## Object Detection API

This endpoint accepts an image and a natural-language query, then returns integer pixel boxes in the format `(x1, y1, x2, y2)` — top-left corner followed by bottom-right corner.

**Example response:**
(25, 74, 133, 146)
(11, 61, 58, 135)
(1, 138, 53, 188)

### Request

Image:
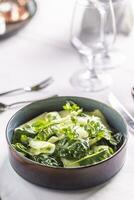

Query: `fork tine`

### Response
(31, 77, 54, 90)
(33, 76, 53, 87)
(38, 78, 54, 89)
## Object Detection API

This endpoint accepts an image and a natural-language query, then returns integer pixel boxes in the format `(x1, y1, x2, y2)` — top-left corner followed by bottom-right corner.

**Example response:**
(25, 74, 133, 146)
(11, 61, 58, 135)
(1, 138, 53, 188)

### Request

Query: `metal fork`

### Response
(0, 94, 58, 112)
(0, 76, 54, 96)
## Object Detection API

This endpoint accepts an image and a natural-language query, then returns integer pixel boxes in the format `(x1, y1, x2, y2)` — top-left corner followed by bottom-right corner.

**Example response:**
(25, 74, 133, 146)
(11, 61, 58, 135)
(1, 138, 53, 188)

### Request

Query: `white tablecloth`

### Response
(0, 0, 134, 199)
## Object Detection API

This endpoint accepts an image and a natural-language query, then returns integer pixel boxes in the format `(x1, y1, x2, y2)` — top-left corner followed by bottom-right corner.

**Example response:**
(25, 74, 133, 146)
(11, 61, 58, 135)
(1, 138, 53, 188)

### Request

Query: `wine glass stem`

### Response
(88, 54, 98, 79)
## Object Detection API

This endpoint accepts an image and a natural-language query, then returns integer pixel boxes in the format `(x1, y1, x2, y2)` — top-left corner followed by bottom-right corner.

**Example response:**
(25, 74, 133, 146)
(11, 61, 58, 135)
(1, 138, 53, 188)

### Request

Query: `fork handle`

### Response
(0, 88, 24, 96)
(8, 95, 58, 108)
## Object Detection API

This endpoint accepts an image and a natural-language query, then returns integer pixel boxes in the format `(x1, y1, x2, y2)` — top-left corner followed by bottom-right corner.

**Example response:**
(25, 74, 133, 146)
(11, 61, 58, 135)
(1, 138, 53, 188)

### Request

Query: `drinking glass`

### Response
(100, 0, 127, 70)
(70, 0, 116, 92)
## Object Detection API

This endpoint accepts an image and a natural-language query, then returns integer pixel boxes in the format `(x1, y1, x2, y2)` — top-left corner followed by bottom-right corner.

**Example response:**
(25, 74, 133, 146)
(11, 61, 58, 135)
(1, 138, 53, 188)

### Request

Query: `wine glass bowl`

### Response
(70, 0, 116, 92)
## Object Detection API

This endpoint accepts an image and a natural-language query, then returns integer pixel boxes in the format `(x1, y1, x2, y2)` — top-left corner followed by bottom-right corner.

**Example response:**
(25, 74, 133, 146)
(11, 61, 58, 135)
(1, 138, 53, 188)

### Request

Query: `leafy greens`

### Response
(12, 101, 123, 168)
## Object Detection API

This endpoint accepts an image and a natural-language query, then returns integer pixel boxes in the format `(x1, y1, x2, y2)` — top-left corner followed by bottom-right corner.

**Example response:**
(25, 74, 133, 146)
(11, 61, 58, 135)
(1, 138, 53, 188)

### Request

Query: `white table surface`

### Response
(0, 0, 134, 199)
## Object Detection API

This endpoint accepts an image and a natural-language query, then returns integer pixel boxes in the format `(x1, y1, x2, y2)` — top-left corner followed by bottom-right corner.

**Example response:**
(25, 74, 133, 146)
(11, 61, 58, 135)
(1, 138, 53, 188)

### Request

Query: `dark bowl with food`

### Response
(6, 96, 127, 190)
(0, 0, 37, 40)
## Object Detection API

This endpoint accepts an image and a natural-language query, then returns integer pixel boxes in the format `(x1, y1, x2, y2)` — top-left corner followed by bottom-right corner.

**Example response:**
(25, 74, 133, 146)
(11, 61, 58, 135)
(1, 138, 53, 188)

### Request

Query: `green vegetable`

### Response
(29, 140, 55, 155)
(62, 145, 114, 167)
(12, 125, 36, 144)
(33, 154, 62, 167)
(12, 143, 31, 156)
(63, 101, 81, 112)
(12, 101, 123, 168)
(59, 139, 89, 159)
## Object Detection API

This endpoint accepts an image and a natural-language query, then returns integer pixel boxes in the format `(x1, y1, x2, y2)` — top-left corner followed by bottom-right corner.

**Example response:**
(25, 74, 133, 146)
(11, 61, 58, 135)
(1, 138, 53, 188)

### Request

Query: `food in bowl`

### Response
(6, 96, 127, 189)
(12, 101, 123, 168)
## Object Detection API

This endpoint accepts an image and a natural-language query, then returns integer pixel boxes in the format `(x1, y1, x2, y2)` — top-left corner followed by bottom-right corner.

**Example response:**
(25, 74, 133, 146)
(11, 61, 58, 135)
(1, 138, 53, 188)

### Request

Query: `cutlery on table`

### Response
(0, 95, 58, 112)
(108, 93, 134, 133)
(131, 87, 134, 98)
(0, 76, 54, 96)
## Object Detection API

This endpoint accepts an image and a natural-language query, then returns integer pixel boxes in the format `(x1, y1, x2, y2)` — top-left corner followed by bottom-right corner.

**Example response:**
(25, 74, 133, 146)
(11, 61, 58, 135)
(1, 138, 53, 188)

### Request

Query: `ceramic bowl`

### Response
(6, 96, 127, 190)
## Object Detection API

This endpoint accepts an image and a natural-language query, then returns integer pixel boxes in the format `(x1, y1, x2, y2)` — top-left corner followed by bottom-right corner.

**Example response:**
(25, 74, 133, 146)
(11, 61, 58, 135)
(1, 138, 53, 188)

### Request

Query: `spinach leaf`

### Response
(12, 125, 37, 144)
(62, 145, 114, 167)
(32, 154, 62, 167)
(59, 139, 89, 160)
(12, 143, 31, 156)
(87, 109, 110, 129)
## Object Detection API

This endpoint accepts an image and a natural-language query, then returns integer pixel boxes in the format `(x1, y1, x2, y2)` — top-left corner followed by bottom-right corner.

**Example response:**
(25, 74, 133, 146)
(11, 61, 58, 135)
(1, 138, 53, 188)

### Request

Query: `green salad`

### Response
(12, 101, 123, 168)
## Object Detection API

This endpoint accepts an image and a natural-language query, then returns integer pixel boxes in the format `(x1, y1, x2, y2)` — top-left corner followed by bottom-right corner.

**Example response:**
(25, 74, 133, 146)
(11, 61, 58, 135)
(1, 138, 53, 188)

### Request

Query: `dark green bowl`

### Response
(6, 96, 127, 190)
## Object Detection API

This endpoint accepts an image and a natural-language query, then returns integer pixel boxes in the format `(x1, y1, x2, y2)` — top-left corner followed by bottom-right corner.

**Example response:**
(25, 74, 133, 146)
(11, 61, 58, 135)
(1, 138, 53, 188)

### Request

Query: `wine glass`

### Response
(70, 0, 116, 92)
(100, 0, 126, 70)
